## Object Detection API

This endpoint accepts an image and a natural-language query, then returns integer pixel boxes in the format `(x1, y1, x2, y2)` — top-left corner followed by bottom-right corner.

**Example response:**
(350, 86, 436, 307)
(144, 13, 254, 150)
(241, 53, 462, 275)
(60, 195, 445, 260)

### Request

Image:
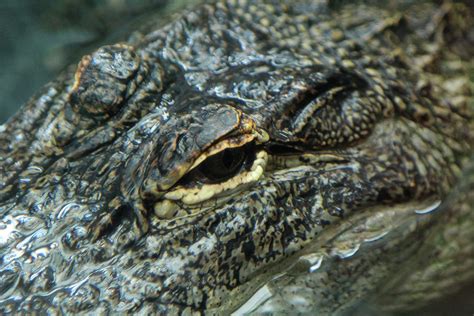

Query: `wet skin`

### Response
(0, 0, 473, 314)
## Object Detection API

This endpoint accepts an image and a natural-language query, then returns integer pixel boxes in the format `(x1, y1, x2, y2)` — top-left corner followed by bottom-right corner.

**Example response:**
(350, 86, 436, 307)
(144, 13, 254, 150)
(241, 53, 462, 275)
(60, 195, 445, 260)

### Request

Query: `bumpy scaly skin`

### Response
(0, 0, 473, 314)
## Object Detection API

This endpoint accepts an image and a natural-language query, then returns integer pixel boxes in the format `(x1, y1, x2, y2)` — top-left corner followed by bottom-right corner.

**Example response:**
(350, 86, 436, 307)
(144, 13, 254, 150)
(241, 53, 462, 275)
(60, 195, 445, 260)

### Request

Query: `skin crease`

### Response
(0, 0, 473, 315)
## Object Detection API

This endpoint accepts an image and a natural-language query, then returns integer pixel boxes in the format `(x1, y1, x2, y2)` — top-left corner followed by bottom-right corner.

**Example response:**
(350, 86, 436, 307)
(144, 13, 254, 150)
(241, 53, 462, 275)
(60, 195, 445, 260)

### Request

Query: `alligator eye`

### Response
(165, 142, 266, 204)
(177, 143, 257, 186)
(197, 147, 247, 182)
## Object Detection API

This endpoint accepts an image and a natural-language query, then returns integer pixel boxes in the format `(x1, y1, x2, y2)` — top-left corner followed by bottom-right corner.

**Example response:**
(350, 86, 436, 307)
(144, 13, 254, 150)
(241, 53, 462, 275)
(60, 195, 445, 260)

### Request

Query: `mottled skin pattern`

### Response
(0, 0, 473, 315)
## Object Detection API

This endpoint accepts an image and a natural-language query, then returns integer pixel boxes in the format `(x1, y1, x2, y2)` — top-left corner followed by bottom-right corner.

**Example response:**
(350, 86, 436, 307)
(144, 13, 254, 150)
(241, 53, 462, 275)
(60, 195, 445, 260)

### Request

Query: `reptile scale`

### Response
(0, 0, 473, 314)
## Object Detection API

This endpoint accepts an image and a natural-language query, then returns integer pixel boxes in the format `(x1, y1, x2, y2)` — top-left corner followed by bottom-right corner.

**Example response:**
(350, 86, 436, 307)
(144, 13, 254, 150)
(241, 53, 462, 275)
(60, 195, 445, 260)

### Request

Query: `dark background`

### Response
(0, 0, 193, 123)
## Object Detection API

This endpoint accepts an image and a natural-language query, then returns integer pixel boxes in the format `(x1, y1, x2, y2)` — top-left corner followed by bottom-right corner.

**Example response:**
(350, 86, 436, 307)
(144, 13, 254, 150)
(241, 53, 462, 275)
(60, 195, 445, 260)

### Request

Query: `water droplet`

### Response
(364, 230, 390, 243)
(332, 243, 361, 259)
(18, 178, 31, 184)
(300, 253, 325, 273)
(56, 203, 81, 220)
(28, 244, 55, 262)
(24, 166, 44, 175)
(309, 256, 323, 273)
(414, 200, 441, 214)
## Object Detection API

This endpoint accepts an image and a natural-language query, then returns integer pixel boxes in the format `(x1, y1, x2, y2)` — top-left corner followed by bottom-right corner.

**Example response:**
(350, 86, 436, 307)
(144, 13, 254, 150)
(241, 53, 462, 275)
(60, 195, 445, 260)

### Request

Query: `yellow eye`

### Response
(197, 147, 247, 182)
(162, 144, 267, 205)
(158, 125, 269, 207)
(178, 143, 256, 185)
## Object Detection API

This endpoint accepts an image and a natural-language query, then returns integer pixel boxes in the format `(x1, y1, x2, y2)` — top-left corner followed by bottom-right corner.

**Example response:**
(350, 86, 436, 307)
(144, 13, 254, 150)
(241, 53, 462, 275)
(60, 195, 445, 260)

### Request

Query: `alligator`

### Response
(0, 0, 473, 314)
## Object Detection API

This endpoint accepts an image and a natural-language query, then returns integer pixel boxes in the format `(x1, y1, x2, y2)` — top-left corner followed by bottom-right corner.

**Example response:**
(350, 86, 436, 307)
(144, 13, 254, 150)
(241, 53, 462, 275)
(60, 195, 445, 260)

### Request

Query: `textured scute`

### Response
(0, 0, 473, 314)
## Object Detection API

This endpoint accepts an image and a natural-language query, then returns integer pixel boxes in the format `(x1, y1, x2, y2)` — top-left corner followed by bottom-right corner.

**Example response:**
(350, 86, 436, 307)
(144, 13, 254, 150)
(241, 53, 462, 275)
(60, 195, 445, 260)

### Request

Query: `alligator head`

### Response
(0, 0, 473, 314)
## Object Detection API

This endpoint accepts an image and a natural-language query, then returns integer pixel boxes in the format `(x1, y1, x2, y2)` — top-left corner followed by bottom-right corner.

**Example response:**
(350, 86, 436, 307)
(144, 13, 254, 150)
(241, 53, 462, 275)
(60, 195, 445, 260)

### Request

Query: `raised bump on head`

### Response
(69, 44, 142, 119)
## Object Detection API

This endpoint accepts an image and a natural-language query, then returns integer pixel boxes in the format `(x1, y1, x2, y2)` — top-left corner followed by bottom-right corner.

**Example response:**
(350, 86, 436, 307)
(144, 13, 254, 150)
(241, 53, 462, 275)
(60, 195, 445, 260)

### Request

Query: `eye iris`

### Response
(198, 147, 246, 182)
